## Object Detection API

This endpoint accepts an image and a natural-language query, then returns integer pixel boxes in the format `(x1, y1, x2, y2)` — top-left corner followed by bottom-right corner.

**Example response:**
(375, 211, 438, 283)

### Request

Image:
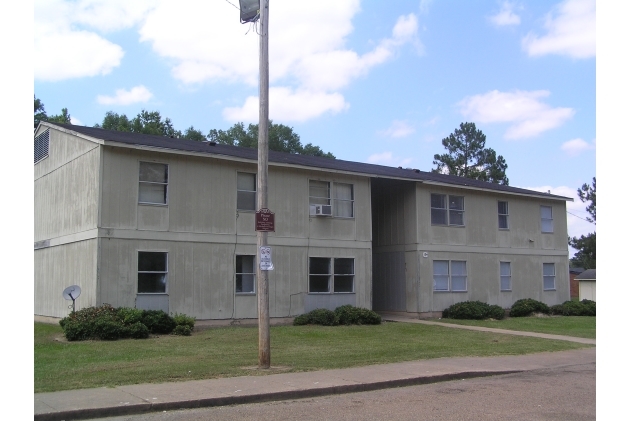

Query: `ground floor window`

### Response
(138, 251, 168, 293)
(500, 261, 512, 291)
(309, 257, 355, 293)
(543, 263, 556, 290)
(433, 260, 467, 292)
(236, 255, 256, 294)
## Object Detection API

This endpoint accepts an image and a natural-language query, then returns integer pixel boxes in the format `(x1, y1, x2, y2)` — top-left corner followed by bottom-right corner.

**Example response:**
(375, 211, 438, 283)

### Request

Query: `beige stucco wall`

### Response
(95, 146, 372, 319)
(34, 239, 98, 318)
(579, 280, 596, 301)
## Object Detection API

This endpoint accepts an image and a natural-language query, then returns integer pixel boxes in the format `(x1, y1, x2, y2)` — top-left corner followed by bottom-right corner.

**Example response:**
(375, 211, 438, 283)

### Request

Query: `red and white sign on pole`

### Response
(255, 208, 275, 232)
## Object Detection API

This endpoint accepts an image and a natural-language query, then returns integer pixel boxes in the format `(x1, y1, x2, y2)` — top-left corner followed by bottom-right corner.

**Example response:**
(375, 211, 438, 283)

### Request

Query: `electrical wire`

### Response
(566, 210, 595, 224)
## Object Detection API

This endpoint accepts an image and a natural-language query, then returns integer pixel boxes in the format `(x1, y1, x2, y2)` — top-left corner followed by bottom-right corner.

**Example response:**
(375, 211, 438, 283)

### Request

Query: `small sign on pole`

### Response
(255, 208, 275, 232)
(259, 246, 274, 271)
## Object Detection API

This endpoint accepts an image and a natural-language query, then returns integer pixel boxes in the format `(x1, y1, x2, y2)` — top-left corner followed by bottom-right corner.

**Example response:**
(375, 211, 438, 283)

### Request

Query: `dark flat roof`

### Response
(575, 269, 596, 280)
(43, 122, 571, 201)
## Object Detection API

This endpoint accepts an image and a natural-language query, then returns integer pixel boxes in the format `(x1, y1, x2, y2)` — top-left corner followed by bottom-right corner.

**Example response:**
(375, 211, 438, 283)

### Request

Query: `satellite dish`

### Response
(63, 285, 81, 301)
(62, 285, 81, 312)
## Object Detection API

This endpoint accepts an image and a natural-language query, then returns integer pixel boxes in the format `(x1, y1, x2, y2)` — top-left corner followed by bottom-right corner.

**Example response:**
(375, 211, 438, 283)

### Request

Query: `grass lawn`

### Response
(435, 316, 596, 339)
(35, 320, 592, 393)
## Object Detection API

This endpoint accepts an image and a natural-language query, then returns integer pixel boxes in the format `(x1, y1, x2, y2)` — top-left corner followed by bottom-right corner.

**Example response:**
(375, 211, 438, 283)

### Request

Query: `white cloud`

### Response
(70, 116, 82, 126)
(522, 0, 595, 59)
(489, 2, 521, 26)
(34, 0, 155, 81)
(366, 152, 413, 168)
(222, 87, 349, 123)
(97, 85, 154, 105)
(138, 1, 420, 121)
(379, 120, 415, 138)
(457, 89, 574, 139)
(561, 138, 594, 156)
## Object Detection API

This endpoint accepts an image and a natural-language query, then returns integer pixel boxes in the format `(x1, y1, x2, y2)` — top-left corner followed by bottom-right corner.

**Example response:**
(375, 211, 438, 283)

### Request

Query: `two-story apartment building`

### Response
(34, 122, 571, 320)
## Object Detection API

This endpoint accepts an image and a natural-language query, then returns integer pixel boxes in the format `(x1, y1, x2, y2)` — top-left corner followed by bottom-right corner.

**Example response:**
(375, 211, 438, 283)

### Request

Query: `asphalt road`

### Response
(95, 362, 595, 421)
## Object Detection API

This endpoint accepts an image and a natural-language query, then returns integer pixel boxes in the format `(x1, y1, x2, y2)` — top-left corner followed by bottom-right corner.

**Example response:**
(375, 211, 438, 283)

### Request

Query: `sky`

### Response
(32, 0, 596, 253)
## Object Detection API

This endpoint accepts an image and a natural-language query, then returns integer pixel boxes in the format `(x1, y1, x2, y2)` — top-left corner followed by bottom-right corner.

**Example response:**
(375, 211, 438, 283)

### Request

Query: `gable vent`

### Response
(34, 129, 50, 164)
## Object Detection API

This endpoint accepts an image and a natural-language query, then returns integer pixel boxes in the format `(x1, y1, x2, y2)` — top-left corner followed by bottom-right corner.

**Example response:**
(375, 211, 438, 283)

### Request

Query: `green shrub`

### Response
(117, 307, 144, 325)
(293, 308, 339, 326)
(509, 298, 550, 317)
(172, 325, 193, 336)
(93, 319, 123, 341)
(123, 322, 150, 339)
(173, 313, 196, 329)
(141, 310, 176, 334)
(61, 321, 91, 341)
(334, 305, 382, 325)
(443, 301, 490, 320)
(488, 304, 506, 320)
(59, 304, 120, 340)
(550, 300, 596, 316)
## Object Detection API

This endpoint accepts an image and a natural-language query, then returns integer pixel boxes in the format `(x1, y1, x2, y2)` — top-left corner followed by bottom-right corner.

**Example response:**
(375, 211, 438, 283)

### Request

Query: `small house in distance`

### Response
(34, 122, 572, 321)
(576, 269, 596, 301)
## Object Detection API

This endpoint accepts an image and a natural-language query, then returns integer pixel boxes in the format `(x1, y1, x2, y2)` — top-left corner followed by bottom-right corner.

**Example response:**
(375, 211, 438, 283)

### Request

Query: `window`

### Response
(139, 162, 168, 205)
(309, 180, 354, 217)
(237, 172, 256, 210)
(34, 129, 49, 164)
(236, 255, 255, 293)
(541, 206, 553, 233)
(308, 257, 355, 293)
(138, 252, 167, 293)
(433, 260, 467, 291)
(543, 263, 555, 290)
(431, 194, 465, 226)
(500, 261, 511, 291)
(333, 183, 354, 217)
(498, 201, 509, 229)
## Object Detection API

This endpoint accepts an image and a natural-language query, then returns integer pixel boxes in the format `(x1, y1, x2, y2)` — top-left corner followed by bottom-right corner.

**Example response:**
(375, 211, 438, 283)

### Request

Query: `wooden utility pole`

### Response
(256, 0, 271, 369)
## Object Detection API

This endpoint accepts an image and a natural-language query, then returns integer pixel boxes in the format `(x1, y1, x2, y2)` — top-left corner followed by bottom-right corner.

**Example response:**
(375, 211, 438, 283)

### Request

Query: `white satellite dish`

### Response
(62, 285, 81, 312)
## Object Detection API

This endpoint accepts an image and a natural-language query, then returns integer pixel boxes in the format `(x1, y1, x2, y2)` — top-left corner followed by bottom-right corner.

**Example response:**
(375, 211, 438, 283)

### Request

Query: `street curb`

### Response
(34, 370, 522, 421)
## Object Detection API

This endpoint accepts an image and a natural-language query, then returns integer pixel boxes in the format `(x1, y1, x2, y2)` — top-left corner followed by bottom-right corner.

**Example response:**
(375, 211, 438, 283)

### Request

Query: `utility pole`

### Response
(256, 0, 271, 369)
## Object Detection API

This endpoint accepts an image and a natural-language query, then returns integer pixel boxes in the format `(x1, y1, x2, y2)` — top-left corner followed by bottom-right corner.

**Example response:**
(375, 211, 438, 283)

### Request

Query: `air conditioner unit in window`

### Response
(309, 204, 332, 216)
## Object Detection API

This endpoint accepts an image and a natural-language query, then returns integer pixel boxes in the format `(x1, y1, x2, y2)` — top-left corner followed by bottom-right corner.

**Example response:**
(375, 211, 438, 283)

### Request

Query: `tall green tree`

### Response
(432, 122, 509, 185)
(47, 108, 72, 124)
(569, 177, 596, 268)
(209, 121, 335, 158)
(96, 110, 182, 138)
(34, 96, 71, 127)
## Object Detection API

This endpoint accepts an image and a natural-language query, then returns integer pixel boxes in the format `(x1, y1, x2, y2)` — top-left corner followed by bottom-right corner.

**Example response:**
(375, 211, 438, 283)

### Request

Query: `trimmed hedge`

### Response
(550, 299, 596, 316)
(442, 301, 505, 320)
(293, 306, 382, 326)
(59, 305, 195, 341)
(509, 298, 550, 317)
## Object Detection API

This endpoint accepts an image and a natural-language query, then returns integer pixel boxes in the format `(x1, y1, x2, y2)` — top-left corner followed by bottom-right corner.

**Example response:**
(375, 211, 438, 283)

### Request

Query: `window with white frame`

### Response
(433, 260, 467, 291)
(237, 172, 256, 211)
(541, 206, 553, 233)
(431, 194, 465, 226)
(139, 162, 168, 205)
(308, 257, 355, 293)
(236, 255, 256, 293)
(34, 129, 50, 164)
(138, 251, 168, 293)
(498, 201, 509, 229)
(500, 261, 511, 291)
(309, 180, 354, 217)
(543, 263, 556, 290)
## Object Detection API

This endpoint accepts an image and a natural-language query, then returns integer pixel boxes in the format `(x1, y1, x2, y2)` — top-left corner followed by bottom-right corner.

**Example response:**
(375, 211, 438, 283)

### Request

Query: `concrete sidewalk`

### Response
(35, 320, 596, 421)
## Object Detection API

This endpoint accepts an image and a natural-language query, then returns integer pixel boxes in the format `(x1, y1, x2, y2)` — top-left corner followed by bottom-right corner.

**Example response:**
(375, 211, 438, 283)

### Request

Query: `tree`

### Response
(96, 110, 182, 138)
(209, 121, 335, 158)
(432, 122, 509, 185)
(569, 177, 596, 268)
(47, 108, 72, 124)
(34, 96, 47, 128)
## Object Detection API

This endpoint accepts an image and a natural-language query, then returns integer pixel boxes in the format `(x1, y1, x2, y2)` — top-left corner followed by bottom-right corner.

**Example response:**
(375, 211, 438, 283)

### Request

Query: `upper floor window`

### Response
(237, 172, 256, 211)
(34, 129, 50, 164)
(541, 206, 553, 233)
(138, 251, 168, 294)
(498, 201, 509, 229)
(309, 180, 354, 217)
(139, 162, 168, 205)
(431, 194, 465, 226)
